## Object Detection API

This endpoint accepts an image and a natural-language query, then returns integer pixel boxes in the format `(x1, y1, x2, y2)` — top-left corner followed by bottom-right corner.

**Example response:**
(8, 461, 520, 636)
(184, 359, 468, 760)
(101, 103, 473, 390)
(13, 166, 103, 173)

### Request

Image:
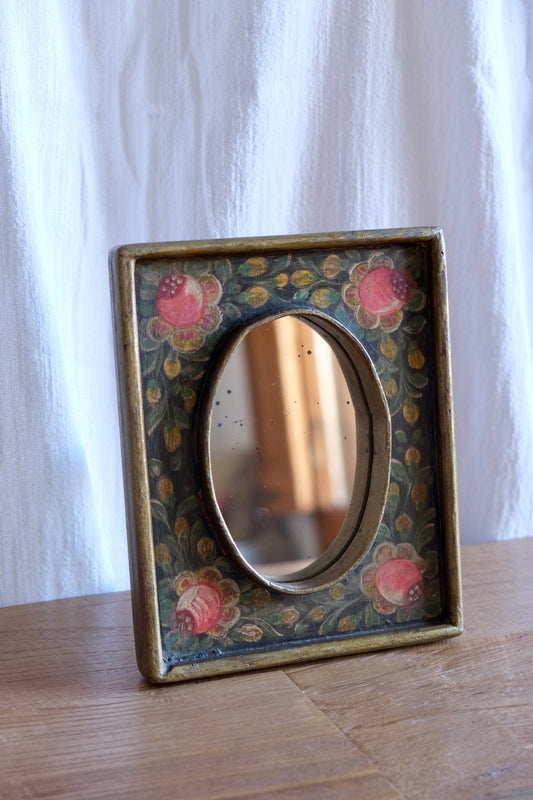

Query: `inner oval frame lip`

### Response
(198, 307, 392, 595)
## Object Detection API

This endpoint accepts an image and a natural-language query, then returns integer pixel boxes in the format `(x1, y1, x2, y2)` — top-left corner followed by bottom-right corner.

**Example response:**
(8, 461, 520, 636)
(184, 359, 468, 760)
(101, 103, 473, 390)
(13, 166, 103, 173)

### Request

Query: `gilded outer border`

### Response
(110, 227, 462, 683)
(111, 254, 164, 678)
(428, 232, 462, 631)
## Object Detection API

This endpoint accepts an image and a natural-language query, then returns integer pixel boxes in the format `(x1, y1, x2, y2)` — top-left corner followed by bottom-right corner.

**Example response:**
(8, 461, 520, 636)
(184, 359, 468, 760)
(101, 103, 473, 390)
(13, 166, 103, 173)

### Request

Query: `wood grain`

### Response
(0, 597, 398, 799)
(287, 538, 533, 800)
(1, 539, 532, 799)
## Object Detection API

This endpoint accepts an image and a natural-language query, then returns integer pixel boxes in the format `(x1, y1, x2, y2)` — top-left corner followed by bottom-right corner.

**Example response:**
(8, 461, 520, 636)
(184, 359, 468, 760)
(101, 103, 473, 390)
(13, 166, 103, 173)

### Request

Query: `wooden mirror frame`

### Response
(110, 228, 462, 683)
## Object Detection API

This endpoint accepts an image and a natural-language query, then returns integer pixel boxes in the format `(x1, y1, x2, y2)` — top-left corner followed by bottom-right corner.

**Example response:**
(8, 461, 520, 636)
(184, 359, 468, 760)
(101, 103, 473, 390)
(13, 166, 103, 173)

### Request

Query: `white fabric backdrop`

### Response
(1, 0, 532, 606)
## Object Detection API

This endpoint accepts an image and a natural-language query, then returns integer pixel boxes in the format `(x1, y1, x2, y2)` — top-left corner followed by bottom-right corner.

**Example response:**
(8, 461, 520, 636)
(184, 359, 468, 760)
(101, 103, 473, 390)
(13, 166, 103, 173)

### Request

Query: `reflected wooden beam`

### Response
(244, 317, 355, 535)
(245, 317, 316, 516)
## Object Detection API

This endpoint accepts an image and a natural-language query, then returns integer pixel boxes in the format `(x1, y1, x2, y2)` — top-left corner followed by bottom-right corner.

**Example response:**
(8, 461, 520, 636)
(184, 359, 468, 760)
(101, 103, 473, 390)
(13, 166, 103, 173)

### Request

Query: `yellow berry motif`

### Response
(245, 286, 269, 307)
(402, 400, 420, 424)
(290, 269, 314, 287)
(329, 583, 345, 600)
(164, 425, 182, 452)
(239, 624, 263, 642)
(174, 516, 190, 538)
(251, 587, 271, 607)
(274, 272, 288, 287)
(242, 257, 267, 276)
(338, 616, 356, 633)
(395, 513, 413, 532)
(281, 607, 300, 625)
(411, 483, 429, 504)
(405, 447, 421, 464)
(183, 388, 196, 414)
(154, 543, 171, 566)
(310, 287, 337, 308)
(408, 348, 425, 369)
(197, 537, 216, 560)
(380, 337, 398, 362)
(388, 482, 400, 499)
(383, 378, 398, 398)
(157, 476, 174, 504)
(164, 354, 181, 379)
(146, 381, 161, 405)
(321, 254, 341, 278)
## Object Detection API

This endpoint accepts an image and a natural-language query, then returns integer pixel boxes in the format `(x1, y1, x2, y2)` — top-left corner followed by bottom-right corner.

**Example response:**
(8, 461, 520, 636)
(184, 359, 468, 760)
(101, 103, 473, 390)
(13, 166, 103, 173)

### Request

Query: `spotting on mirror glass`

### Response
(199, 306, 391, 594)
(209, 316, 358, 579)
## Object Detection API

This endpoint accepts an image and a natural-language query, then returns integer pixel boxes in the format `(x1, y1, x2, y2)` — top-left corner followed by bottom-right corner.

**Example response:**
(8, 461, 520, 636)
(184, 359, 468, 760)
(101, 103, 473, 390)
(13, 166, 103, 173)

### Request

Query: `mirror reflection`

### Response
(210, 316, 357, 577)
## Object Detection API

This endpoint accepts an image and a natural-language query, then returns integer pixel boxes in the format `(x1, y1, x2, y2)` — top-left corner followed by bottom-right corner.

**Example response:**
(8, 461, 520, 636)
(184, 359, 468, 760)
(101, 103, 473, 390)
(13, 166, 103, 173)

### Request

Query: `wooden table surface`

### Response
(1, 538, 532, 799)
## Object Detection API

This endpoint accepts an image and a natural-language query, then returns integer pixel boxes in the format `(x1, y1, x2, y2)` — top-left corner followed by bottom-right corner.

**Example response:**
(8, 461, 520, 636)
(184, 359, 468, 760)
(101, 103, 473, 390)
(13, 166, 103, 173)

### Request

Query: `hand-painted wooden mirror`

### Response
(111, 229, 462, 683)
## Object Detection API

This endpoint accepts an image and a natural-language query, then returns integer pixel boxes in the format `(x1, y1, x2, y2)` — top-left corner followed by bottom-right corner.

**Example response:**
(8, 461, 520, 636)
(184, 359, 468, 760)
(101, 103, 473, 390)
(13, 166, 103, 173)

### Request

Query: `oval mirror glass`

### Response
(209, 315, 361, 581)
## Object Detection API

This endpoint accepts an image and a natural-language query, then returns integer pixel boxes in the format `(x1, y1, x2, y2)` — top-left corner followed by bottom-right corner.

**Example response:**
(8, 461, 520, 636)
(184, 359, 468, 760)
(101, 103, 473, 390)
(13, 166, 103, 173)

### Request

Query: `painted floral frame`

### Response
(110, 228, 462, 683)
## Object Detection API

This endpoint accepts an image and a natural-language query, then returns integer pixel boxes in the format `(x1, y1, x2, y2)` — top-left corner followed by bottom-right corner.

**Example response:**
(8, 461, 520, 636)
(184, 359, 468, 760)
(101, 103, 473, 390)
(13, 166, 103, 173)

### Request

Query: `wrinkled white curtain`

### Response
(1, 0, 532, 606)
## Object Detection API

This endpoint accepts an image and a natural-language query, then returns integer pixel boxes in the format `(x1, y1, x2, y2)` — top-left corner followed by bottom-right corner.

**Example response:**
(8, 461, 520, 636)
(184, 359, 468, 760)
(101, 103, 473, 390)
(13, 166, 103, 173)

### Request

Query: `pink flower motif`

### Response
(173, 567, 240, 638)
(361, 542, 427, 615)
(341, 257, 415, 332)
(150, 273, 222, 353)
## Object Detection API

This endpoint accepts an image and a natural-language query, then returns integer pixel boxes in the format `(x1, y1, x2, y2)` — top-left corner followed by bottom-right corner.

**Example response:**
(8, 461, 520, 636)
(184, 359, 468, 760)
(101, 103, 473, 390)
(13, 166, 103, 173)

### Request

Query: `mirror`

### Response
(203, 308, 390, 591)
(209, 316, 357, 578)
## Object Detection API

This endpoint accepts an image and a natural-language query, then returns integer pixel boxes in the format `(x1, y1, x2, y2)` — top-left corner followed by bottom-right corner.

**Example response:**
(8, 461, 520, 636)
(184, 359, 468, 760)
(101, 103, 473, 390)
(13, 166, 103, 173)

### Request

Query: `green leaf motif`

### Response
(385, 492, 399, 518)
(319, 613, 343, 636)
(139, 300, 155, 317)
(271, 255, 292, 271)
(140, 333, 160, 353)
(403, 315, 426, 334)
(146, 395, 168, 437)
(409, 372, 429, 389)
(212, 258, 232, 285)
(191, 518, 208, 543)
(158, 589, 175, 628)
(419, 506, 437, 526)
(413, 428, 424, 445)
(390, 459, 409, 485)
(186, 260, 210, 278)
(141, 271, 163, 287)
(139, 285, 157, 301)
(417, 525, 437, 553)
(169, 451, 182, 473)
(175, 497, 199, 520)
(405, 289, 426, 312)
(334, 303, 358, 331)
(142, 348, 161, 376)
(151, 499, 170, 530)
(173, 406, 191, 429)
(165, 535, 182, 560)
(364, 604, 381, 629)
(378, 522, 391, 539)
(224, 280, 243, 295)
(387, 390, 402, 417)
(149, 458, 164, 478)
(222, 303, 242, 322)
(423, 549, 440, 578)
(417, 466, 433, 485)
(296, 255, 316, 269)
